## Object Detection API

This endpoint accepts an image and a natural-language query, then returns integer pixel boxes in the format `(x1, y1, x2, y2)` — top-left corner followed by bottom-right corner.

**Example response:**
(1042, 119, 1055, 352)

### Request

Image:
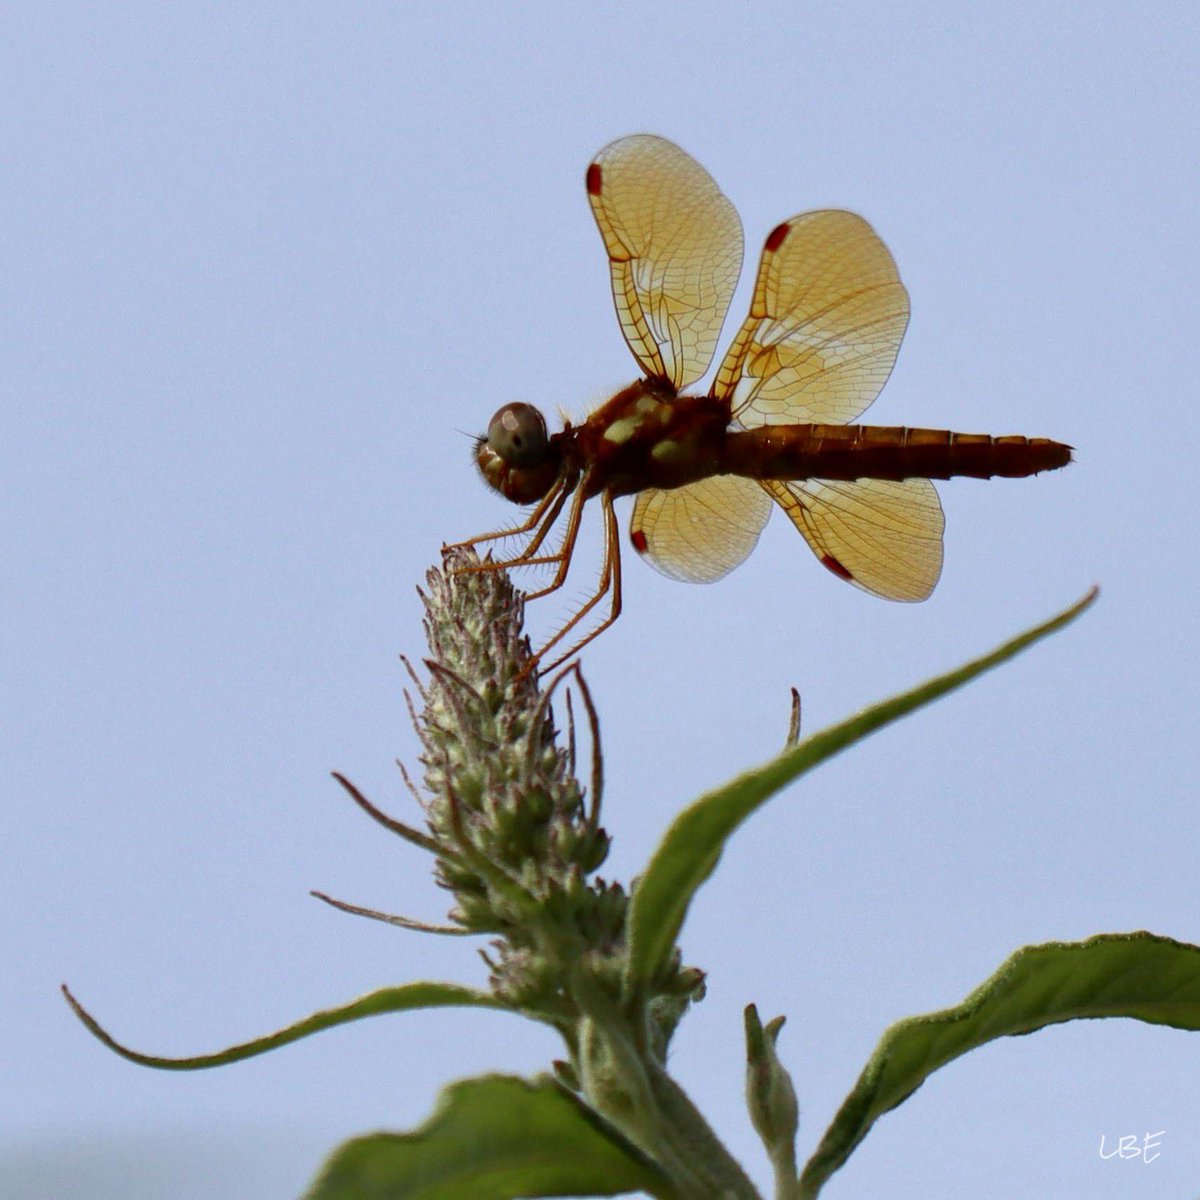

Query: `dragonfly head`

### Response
(476, 402, 563, 504)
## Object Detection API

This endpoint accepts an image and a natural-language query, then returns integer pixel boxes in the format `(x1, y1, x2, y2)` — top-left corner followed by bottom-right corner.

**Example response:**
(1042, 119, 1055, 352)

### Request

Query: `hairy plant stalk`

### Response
(412, 550, 758, 1197)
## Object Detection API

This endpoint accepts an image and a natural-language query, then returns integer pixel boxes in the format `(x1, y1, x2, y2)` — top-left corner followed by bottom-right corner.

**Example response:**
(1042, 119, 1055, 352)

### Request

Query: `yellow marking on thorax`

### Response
(633, 394, 670, 418)
(602, 415, 642, 444)
(602, 400, 673, 446)
(650, 438, 687, 463)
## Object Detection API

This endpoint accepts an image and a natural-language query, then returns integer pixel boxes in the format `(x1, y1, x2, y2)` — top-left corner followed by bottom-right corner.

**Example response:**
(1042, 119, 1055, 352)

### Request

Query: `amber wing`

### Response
(587, 135, 744, 389)
(630, 476, 773, 582)
(714, 209, 910, 426)
(759, 477, 944, 601)
(711, 209, 944, 600)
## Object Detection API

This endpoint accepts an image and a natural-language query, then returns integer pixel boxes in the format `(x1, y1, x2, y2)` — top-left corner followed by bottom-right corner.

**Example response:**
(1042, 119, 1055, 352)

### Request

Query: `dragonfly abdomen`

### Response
(722, 423, 1072, 482)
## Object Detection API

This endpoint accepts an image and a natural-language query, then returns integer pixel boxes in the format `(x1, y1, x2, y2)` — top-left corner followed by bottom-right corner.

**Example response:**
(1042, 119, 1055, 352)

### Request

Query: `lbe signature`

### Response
(1098, 1131, 1164, 1163)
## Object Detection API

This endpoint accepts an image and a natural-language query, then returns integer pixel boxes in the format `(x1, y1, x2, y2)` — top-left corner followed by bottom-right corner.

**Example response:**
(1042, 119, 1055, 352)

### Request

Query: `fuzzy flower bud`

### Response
(411, 550, 702, 1040)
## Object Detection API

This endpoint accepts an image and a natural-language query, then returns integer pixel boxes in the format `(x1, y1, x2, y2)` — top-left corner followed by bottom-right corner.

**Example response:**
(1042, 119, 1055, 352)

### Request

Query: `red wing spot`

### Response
(586, 163, 603, 196)
(764, 222, 791, 253)
(821, 553, 853, 581)
(631, 529, 649, 554)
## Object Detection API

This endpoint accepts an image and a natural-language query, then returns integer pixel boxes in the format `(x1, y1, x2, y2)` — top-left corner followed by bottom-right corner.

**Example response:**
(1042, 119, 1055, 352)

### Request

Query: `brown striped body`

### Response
(721, 422, 1072, 483)
(533, 382, 1071, 502)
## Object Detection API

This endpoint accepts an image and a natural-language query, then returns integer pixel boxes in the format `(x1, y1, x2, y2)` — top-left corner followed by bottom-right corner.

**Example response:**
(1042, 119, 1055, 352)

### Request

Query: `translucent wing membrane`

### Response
(630, 476, 772, 583)
(450, 138, 1039, 666)
(587, 135, 744, 389)
(760, 477, 944, 601)
(715, 211, 910, 427)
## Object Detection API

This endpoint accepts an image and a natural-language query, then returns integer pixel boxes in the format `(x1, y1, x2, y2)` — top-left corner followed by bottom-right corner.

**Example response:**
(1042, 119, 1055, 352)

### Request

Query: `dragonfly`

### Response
(451, 134, 1070, 669)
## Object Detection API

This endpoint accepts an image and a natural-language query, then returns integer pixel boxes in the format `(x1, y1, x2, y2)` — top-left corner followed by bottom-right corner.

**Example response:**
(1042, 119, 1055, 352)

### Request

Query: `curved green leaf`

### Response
(625, 589, 1096, 998)
(798, 931, 1200, 1198)
(62, 981, 505, 1069)
(304, 1073, 678, 1199)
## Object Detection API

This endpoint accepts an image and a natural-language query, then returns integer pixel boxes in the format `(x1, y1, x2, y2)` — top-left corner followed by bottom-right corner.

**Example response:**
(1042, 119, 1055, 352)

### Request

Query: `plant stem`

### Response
(641, 1060, 763, 1200)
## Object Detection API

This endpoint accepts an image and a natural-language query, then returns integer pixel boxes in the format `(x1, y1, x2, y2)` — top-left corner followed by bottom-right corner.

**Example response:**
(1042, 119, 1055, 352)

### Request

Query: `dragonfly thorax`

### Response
(575, 380, 729, 498)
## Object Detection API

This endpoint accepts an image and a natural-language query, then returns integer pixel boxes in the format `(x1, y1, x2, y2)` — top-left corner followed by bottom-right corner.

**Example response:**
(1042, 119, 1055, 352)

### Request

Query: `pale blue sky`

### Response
(5, 3, 1199, 1197)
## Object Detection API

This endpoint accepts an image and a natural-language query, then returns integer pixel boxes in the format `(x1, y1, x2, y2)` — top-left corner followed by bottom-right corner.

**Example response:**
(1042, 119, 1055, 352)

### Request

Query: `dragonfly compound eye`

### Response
(487, 403, 548, 468)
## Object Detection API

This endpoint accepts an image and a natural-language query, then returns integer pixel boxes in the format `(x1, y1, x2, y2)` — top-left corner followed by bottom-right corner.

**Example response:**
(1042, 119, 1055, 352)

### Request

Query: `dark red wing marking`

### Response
(764, 221, 791, 253)
(820, 553, 854, 581)
(631, 529, 649, 553)
(586, 163, 603, 196)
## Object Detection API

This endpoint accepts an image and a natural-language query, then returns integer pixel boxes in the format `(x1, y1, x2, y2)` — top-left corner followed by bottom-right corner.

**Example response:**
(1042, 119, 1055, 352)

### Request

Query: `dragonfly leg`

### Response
(446, 478, 570, 571)
(538, 490, 623, 672)
(521, 475, 591, 601)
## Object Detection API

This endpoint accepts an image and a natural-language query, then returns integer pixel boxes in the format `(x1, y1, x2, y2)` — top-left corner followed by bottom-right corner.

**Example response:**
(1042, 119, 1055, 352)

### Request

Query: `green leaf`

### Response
(62, 981, 506, 1069)
(304, 1073, 678, 1199)
(624, 589, 1096, 999)
(798, 931, 1200, 1198)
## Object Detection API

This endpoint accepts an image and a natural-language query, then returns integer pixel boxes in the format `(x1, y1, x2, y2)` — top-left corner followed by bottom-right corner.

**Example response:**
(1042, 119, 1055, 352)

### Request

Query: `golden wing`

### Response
(714, 210, 909, 426)
(630, 476, 772, 583)
(587, 135, 744, 389)
(760, 477, 943, 601)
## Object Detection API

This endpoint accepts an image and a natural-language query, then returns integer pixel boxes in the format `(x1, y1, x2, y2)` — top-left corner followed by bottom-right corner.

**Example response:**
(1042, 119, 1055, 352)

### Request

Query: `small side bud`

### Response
(744, 1004, 799, 1179)
(552, 1058, 580, 1091)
